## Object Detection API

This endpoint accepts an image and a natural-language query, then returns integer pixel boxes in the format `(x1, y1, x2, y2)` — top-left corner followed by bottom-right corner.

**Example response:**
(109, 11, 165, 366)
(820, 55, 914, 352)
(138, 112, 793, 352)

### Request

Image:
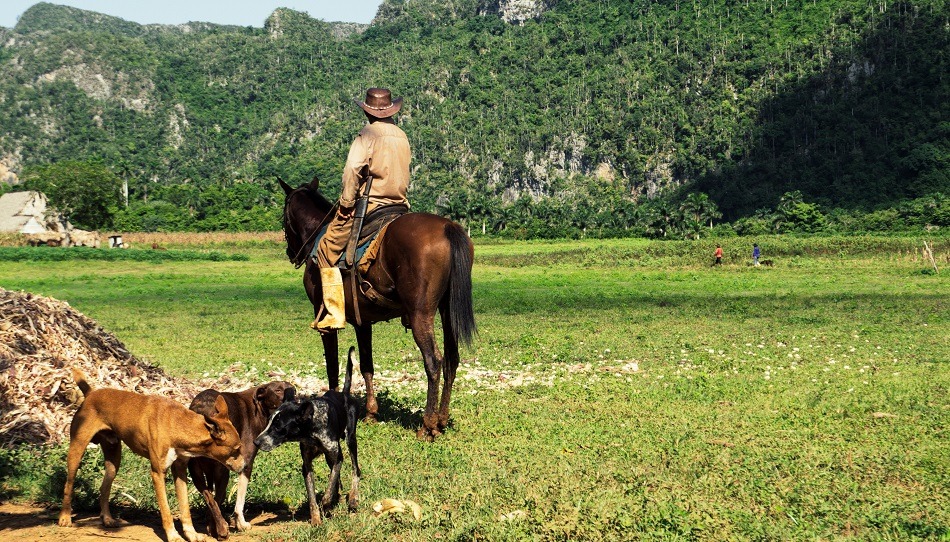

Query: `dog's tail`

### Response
(344, 347, 355, 400)
(71, 367, 92, 396)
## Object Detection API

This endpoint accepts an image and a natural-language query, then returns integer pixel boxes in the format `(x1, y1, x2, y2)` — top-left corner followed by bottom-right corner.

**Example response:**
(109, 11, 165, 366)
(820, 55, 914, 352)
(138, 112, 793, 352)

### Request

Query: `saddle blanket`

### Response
(309, 204, 408, 270)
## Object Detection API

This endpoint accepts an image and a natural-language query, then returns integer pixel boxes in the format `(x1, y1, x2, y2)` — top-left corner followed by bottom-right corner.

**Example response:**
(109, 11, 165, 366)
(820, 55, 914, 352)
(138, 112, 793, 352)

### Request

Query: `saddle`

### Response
(344, 203, 408, 271)
(311, 204, 409, 324)
(308, 204, 407, 270)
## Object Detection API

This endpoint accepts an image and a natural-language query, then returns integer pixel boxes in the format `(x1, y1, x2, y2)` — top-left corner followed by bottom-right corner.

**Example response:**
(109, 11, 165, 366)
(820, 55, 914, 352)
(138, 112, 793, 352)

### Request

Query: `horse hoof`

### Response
(416, 426, 442, 441)
(363, 414, 379, 424)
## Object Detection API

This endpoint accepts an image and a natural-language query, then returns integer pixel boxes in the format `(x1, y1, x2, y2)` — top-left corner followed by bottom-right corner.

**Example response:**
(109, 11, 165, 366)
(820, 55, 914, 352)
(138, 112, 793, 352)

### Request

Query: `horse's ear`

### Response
(278, 177, 294, 195)
(308, 175, 320, 190)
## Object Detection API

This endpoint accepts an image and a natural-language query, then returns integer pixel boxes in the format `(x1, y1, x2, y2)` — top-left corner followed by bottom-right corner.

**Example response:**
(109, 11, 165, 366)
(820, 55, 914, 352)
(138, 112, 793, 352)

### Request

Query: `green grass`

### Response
(0, 235, 947, 541)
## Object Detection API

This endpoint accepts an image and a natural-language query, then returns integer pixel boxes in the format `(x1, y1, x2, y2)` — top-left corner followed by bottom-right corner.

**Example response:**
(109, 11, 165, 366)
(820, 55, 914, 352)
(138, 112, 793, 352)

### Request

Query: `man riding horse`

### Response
(314, 87, 410, 332)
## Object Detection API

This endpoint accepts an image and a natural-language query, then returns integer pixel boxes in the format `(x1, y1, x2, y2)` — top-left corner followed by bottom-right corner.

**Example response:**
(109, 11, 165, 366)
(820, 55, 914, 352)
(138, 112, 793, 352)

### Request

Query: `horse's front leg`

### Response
(409, 312, 443, 441)
(354, 324, 377, 422)
(321, 331, 340, 390)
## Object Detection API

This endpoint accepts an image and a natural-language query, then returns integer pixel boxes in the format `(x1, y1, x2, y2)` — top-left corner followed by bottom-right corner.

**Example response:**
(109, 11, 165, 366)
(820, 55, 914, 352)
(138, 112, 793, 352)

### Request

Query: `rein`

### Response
(285, 187, 337, 269)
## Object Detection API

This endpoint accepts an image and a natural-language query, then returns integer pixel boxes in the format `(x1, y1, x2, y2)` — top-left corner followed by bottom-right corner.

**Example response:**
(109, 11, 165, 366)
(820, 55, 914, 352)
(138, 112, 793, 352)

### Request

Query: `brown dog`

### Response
(59, 368, 244, 542)
(187, 381, 295, 539)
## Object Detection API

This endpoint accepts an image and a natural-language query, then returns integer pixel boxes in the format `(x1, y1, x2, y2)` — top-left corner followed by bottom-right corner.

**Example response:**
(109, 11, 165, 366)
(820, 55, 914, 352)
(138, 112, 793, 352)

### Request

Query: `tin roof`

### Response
(0, 191, 52, 233)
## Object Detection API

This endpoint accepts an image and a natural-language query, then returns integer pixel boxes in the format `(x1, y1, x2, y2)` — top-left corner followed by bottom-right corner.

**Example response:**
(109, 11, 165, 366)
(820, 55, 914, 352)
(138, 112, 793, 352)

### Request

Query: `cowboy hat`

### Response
(354, 88, 403, 118)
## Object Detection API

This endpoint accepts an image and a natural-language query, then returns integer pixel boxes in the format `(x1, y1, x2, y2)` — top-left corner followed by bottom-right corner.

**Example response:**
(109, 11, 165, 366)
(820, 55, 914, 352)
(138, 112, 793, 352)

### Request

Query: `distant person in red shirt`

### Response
(714, 244, 723, 266)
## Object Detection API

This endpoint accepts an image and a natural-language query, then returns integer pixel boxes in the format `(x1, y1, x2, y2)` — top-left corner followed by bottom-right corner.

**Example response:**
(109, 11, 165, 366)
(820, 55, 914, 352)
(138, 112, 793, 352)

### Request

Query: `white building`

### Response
(0, 191, 61, 234)
(0, 191, 100, 247)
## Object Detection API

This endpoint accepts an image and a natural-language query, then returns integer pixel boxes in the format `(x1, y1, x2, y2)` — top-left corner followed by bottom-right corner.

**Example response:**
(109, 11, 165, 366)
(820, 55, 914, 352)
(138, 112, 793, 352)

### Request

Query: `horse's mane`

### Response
(299, 184, 334, 213)
(283, 181, 335, 267)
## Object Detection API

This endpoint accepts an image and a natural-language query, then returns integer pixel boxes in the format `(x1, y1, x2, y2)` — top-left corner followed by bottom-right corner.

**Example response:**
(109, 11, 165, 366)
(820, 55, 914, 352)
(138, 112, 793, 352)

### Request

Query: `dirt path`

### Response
(0, 502, 289, 541)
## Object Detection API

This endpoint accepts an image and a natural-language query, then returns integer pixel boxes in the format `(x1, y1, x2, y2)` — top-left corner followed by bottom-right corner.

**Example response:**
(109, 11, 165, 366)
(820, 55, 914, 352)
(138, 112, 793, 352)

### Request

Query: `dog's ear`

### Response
(300, 400, 315, 420)
(204, 418, 225, 440)
(255, 385, 268, 403)
(212, 395, 230, 417)
(283, 385, 297, 402)
(203, 395, 232, 440)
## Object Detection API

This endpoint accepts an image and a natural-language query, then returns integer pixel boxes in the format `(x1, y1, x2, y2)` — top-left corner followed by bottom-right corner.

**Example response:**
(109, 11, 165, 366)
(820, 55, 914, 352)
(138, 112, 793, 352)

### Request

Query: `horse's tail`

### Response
(445, 222, 477, 347)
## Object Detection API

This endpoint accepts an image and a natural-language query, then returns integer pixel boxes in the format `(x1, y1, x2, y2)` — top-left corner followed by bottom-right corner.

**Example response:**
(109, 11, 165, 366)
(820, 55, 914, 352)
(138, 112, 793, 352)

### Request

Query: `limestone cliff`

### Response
(478, 0, 556, 25)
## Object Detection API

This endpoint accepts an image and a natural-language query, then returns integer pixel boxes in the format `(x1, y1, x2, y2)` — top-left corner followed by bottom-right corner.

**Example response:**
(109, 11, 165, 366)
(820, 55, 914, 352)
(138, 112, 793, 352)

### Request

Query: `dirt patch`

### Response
(0, 502, 292, 541)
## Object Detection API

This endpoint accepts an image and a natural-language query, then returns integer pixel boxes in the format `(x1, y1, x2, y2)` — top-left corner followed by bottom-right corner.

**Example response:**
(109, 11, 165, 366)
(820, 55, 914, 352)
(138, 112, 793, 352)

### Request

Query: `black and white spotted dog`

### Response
(254, 347, 361, 525)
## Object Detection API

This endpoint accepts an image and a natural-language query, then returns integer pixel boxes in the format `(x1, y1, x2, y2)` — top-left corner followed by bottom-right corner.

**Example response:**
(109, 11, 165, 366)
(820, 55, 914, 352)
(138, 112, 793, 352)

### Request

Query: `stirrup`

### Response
(310, 303, 327, 330)
(313, 320, 344, 334)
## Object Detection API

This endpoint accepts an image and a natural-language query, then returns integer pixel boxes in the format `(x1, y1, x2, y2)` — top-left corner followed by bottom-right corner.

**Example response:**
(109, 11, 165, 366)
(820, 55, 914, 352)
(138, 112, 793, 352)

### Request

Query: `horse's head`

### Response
(279, 176, 333, 267)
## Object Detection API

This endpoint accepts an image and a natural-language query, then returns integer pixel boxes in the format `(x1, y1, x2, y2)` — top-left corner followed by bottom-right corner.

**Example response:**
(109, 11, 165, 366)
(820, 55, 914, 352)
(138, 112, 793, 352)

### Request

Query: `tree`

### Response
(645, 201, 675, 239)
(21, 161, 124, 230)
(781, 201, 828, 233)
(679, 192, 722, 238)
(4, 0, 945, 235)
(774, 190, 827, 233)
(491, 205, 516, 233)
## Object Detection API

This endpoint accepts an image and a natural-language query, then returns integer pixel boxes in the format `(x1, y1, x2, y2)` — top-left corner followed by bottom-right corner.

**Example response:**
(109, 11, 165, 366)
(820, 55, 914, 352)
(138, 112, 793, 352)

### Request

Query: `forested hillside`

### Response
(0, 0, 947, 235)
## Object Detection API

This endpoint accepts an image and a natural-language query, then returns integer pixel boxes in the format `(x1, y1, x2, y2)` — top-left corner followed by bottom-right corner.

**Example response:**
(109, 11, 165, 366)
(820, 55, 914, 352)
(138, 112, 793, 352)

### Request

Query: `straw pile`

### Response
(0, 287, 199, 447)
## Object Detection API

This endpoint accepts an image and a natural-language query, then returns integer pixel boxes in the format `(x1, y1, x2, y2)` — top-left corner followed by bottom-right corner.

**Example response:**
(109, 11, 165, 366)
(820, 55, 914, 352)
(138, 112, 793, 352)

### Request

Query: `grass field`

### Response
(0, 234, 947, 541)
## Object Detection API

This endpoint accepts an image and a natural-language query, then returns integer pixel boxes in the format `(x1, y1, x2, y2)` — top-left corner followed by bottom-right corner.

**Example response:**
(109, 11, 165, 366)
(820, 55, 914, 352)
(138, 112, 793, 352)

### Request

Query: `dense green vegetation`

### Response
(19, 160, 123, 229)
(0, 0, 947, 236)
(0, 235, 946, 539)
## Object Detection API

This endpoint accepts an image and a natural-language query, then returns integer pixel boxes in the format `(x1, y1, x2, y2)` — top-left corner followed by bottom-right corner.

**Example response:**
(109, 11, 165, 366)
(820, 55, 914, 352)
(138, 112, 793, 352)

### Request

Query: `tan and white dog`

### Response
(59, 368, 245, 542)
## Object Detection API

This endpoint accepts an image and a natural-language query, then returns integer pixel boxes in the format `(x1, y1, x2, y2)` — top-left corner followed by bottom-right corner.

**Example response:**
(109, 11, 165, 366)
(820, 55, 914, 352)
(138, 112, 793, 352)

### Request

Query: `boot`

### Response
(312, 267, 346, 331)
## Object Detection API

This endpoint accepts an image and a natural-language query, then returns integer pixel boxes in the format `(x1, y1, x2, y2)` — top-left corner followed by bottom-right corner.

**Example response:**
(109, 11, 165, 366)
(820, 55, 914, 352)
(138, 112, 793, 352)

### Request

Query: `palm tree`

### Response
(491, 206, 516, 233)
(646, 202, 675, 238)
(467, 192, 493, 235)
(680, 192, 722, 234)
(437, 191, 470, 227)
(513, 194, 533, 222)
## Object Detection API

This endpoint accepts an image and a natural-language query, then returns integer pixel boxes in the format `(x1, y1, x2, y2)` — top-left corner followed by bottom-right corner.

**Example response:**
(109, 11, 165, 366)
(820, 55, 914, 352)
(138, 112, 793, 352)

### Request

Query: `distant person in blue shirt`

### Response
(753, 243, 761, 266)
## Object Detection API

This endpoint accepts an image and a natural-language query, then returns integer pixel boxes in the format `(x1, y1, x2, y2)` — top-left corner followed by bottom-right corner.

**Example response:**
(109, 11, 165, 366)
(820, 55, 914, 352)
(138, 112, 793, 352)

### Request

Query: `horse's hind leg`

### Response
(354, 325, 378, 422)
(409, 311, 444, 441)
(437, 305, 460, 432)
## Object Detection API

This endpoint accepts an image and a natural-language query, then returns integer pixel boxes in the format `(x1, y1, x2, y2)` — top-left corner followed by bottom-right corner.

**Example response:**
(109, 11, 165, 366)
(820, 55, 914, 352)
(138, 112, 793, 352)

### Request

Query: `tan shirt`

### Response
(340, 120, 411, 209)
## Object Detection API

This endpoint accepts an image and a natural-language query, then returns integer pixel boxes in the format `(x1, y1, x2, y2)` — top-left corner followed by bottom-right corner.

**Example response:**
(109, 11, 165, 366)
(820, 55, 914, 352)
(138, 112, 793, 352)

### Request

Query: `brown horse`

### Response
(279, 177, 476, 440)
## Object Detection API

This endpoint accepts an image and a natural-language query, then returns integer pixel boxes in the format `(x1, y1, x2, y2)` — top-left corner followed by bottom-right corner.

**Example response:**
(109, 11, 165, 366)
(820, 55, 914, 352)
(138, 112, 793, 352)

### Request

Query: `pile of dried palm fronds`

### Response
(0, 287, 199, 447)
